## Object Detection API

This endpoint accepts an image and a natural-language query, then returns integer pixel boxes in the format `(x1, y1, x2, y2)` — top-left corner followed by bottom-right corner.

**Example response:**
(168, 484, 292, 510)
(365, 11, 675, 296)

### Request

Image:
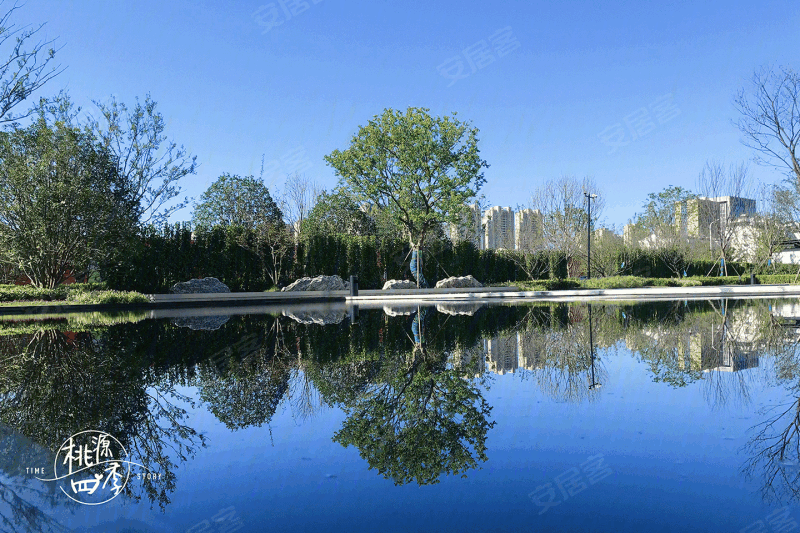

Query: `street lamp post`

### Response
(584, 193, 597, 279)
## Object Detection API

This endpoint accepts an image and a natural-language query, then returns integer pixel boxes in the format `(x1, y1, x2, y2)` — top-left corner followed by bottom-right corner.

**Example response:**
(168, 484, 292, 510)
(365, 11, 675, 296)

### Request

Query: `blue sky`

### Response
(13, 0, 800, 228)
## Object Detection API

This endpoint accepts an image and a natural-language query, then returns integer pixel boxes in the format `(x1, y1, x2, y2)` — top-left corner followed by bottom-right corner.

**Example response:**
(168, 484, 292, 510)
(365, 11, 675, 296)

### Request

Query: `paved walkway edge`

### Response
(2, 284, 800, 316)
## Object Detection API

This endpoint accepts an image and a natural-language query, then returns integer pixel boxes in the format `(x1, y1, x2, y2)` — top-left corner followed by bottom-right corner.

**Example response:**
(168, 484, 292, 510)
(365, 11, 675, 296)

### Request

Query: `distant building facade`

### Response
(514, 208, 543, 251)
(483, 206, 515, 250)
(675, 196, 756, 238)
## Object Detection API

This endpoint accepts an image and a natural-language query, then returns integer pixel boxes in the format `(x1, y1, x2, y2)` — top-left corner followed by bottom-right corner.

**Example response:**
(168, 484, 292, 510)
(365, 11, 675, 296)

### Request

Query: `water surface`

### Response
(2, 298, 800, 532)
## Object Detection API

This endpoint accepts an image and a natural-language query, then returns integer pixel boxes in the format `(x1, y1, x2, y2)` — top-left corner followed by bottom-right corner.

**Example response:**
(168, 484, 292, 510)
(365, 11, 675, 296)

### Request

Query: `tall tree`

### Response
(302, 188, 377, 237)
(91, 95, 197, 225)
(529, 176, 603, 276)
(0, 112, 137, 288)
(0, 2, 63, 125)
(280, 171, 320, 238)
(735, 66, 800, 185)
(697, 160, 753, 275)
(192, 173, 283, 231)
(629, 185, 698, 277)
(324, 107, 488, 284)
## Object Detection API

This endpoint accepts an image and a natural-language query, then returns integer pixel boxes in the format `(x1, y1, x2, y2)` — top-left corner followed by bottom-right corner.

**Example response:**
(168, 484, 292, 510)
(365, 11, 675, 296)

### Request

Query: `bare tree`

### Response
(750, 184, 792, 272)
(697, 161, 753, 275)
(529, 175, 604, 276)
(0, 2, 63, 125)
(280, 171, 320, 238)
(735, 66, 800, 185)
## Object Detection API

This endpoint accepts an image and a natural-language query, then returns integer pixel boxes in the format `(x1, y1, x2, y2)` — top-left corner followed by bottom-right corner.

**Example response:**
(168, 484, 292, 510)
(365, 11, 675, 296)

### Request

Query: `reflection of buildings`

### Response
(451, 343, 486, 375)
(483, 330, 546, 374)
(629, 319, 760, 374)
(485, 335, 517, 374)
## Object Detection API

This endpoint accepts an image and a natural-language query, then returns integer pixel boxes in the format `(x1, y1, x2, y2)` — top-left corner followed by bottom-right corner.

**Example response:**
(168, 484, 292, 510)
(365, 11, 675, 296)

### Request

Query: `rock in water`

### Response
(383, 305, 418, 316)
(382, 279, 418, 290)
(436, 302, 484, 316)
(283, 310, 347, 325)
(170, 277, 230, 294)
(171, 315, 230, 331)
(434, 275, 483, 289)
(281, 275, 347, 291)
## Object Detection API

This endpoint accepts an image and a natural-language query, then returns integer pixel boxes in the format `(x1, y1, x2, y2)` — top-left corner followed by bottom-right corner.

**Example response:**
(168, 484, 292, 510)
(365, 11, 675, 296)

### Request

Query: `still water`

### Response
(2, 298, 800, 532)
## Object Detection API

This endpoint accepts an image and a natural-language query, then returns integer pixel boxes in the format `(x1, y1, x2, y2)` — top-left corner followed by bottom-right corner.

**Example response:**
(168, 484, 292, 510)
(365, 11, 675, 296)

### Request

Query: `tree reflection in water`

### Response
(330, 306, 496, 485)
(0, 423, 75, 533)
(0, 328, 206, 511)
(5, 298, 800, 509)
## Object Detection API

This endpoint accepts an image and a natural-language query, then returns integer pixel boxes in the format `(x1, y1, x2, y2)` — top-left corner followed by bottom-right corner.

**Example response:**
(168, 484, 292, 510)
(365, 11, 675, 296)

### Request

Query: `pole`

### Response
(585, 193, 596, 280)
(587, 197, 591, 279)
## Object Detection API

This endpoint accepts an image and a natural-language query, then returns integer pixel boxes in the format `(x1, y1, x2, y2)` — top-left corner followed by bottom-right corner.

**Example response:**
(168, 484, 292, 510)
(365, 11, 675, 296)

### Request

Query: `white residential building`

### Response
(514, 209, 543, 251)
(483, 206, 515, 250)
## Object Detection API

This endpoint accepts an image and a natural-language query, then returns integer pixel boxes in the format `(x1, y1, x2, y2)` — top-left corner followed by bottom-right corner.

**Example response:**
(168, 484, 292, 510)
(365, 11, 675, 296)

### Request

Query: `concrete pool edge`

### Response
(2, 284, 800, 316)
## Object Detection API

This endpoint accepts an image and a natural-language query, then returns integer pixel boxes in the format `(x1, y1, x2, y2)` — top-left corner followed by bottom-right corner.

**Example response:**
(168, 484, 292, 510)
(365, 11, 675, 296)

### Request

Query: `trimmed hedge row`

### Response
(100, 225, 563, 293)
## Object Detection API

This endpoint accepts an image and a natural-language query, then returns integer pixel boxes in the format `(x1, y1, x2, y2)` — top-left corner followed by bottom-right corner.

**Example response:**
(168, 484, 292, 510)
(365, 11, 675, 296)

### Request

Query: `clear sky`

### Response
(12, 0, 800, 229)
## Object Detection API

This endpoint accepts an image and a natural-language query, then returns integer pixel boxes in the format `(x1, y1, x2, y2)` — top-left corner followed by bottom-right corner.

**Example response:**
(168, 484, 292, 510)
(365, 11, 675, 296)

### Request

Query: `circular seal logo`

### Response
(46, 430, 132, 505)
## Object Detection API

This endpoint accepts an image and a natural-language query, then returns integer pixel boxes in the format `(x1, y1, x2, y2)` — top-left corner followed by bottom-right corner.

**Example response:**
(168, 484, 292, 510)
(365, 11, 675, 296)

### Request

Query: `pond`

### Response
(2, 298, 800, 532)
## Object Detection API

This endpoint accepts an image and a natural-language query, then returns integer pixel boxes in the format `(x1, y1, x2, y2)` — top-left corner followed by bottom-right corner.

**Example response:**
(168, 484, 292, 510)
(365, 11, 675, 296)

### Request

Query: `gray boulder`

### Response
(170, 277, 230, 294)
(435, 275, 483, 289)
(281, 275, 347, 292)
(382, 279, 418, 290)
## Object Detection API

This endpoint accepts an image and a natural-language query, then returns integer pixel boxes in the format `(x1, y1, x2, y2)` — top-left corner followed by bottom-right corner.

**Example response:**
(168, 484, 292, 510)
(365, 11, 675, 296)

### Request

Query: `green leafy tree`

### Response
(629, 185, 697, 277)
(302, 188, 377, 237)
(0, 3, 63, 125)
(0, 111, 137, 288)
(192, 173, 283, 231)
(91, 94, 197, 225)
(324, 107, 489, 281)
(634, 185, 696, 232)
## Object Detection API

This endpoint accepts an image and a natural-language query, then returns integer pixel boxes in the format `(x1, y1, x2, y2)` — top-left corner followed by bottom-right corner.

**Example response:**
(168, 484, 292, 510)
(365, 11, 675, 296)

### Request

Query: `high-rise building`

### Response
(675, 196, 756, 238)
(483, 206, 515, 250)
(514, 209, 542, 251)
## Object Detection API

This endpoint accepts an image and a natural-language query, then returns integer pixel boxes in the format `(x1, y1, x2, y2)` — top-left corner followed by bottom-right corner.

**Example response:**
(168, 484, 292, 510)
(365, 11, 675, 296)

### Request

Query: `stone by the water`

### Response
(382, 279, 418, 290)
(281, 275, 347, 292)
(435, 275, 483, 289)
(170, 277, 230, 294)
